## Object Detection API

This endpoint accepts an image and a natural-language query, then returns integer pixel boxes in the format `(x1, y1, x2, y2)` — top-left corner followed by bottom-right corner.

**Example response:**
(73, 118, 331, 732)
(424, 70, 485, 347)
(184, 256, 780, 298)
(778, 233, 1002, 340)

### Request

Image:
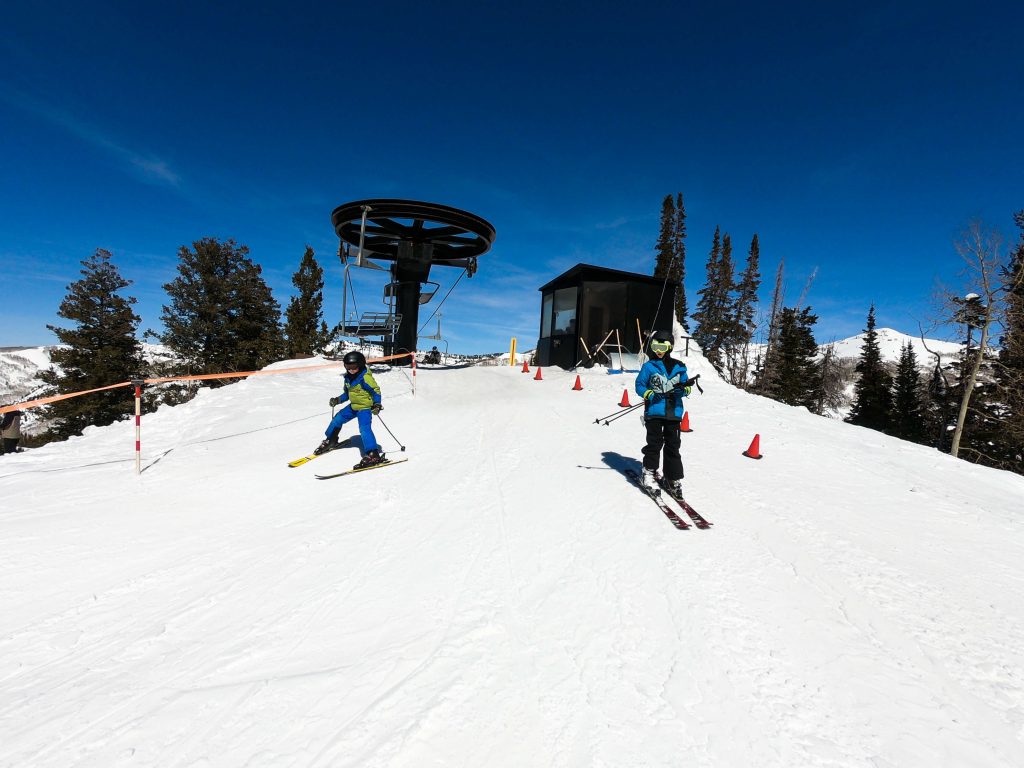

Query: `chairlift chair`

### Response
(384, 280, 440, 305)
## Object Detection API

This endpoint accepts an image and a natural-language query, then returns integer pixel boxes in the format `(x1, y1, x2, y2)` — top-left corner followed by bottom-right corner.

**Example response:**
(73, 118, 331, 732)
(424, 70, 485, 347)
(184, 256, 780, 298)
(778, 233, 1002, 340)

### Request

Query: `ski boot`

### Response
(664, 478, 684, 499)
(641, 468, 659, 493)
(314, 436, 339, 455)
(353, 449, 386, 470)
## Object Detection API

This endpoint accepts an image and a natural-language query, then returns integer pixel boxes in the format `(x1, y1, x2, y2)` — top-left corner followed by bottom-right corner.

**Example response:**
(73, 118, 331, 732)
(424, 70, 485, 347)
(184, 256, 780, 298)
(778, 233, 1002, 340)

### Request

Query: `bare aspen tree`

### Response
(948, 221, 1007, 458)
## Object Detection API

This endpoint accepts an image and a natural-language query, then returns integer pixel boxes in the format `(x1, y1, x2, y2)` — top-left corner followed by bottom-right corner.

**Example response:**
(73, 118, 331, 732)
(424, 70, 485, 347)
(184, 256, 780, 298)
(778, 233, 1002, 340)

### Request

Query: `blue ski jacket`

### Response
(635, 356, 690, 421)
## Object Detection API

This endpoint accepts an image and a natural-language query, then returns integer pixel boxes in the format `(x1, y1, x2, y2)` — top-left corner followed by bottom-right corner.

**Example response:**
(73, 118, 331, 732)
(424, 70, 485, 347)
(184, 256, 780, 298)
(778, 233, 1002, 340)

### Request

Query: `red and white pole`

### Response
(132, 379, 143, 474)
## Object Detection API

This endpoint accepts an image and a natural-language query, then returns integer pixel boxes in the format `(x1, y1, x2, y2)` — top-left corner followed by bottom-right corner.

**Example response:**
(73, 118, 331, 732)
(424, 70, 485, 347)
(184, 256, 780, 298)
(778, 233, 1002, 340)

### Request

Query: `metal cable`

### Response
(418, 269, 467, 335)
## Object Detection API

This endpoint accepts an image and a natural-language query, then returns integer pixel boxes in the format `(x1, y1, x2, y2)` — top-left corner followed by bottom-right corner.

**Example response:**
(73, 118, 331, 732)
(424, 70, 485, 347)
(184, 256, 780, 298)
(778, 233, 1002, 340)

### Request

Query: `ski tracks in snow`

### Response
(695, 482, 1024, 767)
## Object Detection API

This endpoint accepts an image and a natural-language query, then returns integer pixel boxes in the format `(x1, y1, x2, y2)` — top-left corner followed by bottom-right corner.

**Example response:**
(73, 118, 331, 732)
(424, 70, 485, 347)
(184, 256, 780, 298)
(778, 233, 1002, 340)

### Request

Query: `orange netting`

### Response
(0, 352, 413, 414)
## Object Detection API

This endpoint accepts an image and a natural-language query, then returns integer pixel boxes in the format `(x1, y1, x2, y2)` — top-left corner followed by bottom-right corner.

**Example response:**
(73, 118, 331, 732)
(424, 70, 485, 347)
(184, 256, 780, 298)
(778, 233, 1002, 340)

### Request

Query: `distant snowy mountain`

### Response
(0, 346, 54, 404)
(825, 327, 962, 364)
(0, 344, 177, 435)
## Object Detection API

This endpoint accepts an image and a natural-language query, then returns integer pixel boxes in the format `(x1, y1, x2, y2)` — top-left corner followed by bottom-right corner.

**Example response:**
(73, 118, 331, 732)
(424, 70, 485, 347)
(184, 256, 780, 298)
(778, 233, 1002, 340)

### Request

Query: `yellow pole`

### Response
(509, 337, 517, 366)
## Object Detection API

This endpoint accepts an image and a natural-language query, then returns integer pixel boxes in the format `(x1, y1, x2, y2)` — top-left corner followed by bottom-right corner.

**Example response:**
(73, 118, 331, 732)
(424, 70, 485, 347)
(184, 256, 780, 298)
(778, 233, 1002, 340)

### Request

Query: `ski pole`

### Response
(599, 404, 645, 426)
(593, 400, 644, 423)
(594, 401, 646, 425)
(595, 401, 645, 424)
(376, 415, 406, 451)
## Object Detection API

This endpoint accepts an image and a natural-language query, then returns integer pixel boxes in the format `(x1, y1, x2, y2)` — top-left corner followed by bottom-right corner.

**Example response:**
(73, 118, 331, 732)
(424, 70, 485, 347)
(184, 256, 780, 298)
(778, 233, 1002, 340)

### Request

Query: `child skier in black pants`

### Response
(634, 330, 691, 497)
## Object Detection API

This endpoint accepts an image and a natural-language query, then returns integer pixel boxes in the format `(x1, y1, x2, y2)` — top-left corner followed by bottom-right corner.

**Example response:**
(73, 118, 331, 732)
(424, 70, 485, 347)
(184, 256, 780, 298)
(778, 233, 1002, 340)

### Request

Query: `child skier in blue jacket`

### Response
(315, 350, 385, 469)
(635, 330, 691, 497)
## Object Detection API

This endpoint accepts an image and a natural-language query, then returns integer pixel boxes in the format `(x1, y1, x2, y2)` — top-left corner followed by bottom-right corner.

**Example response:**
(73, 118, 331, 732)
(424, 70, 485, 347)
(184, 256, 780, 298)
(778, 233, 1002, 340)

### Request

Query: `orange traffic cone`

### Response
(521, 360, 530, 373)
(743, 434, 763, 460)
(680, 412, 693, 433)
(619, 389, 631, 407)
(534, 366, 543, 381)
(572, 375, 583, 391)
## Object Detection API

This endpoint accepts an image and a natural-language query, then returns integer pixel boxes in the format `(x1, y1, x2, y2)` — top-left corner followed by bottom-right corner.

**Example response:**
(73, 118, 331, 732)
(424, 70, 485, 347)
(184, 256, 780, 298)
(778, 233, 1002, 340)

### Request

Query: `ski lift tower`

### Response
(331, 199, 496, 365)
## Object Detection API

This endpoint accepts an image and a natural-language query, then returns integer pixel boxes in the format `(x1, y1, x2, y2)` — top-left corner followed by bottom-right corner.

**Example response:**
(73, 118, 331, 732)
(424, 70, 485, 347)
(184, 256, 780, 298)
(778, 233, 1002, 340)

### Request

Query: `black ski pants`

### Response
(642, 418, 683, 482)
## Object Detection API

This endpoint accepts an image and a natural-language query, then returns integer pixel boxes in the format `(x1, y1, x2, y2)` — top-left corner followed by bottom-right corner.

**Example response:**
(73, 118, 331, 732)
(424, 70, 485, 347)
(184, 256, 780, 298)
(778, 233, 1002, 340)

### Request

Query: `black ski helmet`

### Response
(342, 350, 366, 370)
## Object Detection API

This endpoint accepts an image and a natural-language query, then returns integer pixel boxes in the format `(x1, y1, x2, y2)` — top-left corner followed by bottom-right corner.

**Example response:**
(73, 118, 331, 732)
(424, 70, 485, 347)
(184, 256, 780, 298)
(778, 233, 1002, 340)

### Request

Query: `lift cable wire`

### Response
(418, 268, 467, 336)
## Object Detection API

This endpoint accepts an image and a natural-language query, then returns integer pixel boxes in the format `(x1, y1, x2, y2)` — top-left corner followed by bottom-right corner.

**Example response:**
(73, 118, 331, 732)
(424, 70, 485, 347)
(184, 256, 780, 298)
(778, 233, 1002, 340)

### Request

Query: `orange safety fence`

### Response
(0, 352, 414, 415)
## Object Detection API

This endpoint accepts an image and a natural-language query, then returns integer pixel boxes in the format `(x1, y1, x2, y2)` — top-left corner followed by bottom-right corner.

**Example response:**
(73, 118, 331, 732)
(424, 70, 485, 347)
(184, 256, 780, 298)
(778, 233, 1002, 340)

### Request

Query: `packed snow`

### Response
(1, 347, 1023, 767)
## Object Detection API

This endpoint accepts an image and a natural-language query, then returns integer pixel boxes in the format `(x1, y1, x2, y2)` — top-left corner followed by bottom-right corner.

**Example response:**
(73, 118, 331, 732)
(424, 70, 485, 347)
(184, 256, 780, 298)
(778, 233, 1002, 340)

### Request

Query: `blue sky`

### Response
(2, 1, 1022, 354)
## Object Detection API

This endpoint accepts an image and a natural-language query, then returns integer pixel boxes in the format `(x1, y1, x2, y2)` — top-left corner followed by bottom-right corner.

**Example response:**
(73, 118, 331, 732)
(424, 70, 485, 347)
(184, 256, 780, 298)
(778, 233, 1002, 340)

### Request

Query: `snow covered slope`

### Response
(1, 354, 1023, 767)
(0, 346, 54, 402)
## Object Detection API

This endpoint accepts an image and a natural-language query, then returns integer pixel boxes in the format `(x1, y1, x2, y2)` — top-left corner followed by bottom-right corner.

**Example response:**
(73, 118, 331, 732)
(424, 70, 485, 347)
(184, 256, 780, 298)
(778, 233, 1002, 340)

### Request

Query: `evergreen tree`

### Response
(653, 195, 675, 280)
(847, 305, 893, 432)
(39, 249, 145, 439)
(692, 227, 735, 368)
(723, 234, 762, 387)
(672, 193, 688, 330)
(770, 306, 821, 409)
(158, 238, 284, 385)
(733, 234, 761, 343)
(653, 194, 686, 330)
(754, 259, 786, 397)
(719, 232, 736, 341)
(994, 210, 1024, 472)
(922, 360, 954, 450)
(890, 342, 925, 443)
(284, 245, 331, 358)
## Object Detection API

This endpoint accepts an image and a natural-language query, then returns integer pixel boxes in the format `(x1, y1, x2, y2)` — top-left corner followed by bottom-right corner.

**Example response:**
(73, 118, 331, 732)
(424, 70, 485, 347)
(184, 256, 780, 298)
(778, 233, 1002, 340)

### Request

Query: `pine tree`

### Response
(39, 249, 145, 439)
(653, 195, 681, 330)
(672, 193, 688, 330)
(922, 361, 954, 450)
(733, 234, 761, 342)
(719, 232, 736, 343)
(754, 259, 786, 397)
(847, 305, 893, 432)
(993, 210, 1024, 472)
(158, 238, 284, 385)
(723, 233, 762, 387)
(692, 227, 735, 368)
(890, 342, 925, 443)
(769, 306, 820, 409)
(284, 245, 331, 358)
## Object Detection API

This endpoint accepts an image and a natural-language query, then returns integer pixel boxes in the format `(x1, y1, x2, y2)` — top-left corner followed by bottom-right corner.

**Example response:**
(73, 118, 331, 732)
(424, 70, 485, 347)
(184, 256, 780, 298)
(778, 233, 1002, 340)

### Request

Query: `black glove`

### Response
(371, 403, 382, 415)
(329, 396, 340, 407)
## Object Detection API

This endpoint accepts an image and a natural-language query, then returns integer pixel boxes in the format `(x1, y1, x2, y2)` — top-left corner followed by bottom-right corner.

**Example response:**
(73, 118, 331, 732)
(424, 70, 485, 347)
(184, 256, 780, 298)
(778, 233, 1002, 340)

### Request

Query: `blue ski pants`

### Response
(326, 406, 380, 453)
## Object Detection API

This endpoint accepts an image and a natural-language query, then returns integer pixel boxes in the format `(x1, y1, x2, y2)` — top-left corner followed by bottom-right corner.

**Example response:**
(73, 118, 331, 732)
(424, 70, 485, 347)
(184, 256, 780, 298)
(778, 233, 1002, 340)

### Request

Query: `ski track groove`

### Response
(308, 525, 487, 768)
(306, 404, 493, 767)
(739, 492, 1024, 761)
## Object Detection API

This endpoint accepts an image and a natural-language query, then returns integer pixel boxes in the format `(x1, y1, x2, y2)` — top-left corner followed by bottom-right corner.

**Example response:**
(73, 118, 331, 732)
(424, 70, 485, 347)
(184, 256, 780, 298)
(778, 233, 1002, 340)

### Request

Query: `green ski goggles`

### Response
(650, 339, 672, 354)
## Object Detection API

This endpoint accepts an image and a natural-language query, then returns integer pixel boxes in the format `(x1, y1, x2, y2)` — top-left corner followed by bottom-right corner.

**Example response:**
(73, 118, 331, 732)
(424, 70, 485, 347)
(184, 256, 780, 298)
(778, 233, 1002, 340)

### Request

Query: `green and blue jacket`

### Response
(337, 369, 382, 411)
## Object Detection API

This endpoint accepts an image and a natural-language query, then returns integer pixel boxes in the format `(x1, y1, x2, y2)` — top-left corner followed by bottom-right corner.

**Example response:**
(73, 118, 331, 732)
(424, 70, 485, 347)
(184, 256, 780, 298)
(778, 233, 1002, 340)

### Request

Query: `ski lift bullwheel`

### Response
(331, 199, 496, 363)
